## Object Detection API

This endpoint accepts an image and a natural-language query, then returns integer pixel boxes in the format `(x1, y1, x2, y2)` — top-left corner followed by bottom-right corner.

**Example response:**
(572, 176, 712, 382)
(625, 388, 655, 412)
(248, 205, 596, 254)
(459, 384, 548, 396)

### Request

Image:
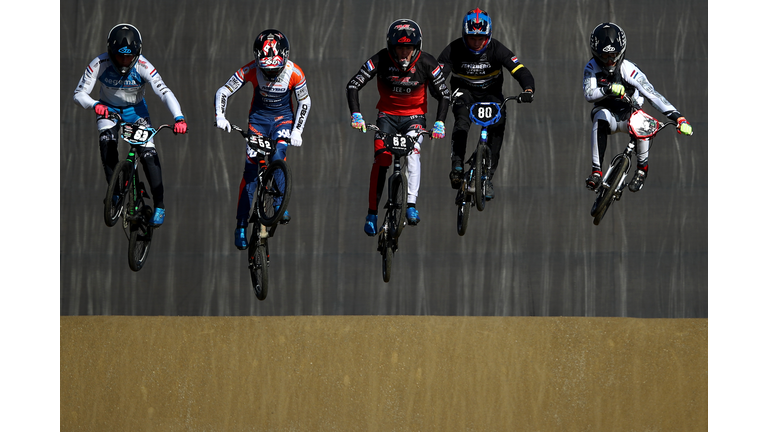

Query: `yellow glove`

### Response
(677, 117, 693, 136)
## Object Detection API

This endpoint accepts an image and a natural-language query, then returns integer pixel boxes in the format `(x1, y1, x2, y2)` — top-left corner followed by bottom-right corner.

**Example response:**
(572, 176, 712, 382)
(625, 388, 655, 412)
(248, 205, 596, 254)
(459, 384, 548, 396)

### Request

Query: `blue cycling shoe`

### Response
(151, 207, 165, 227)
(406, 207, 420, 225)
(364, 214, 378, 237)
(280, 210, 291, 224)
(234, 226, 248, 250)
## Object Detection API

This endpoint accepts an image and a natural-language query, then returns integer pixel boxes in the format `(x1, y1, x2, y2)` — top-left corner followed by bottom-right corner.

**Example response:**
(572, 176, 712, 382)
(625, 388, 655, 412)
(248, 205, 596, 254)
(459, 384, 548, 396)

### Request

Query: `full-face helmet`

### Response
(107, 23, 142, 76)
(386, 19, 422, 71)
(590, 22, 626, 74)
(462, 8, 492, 54)
(254, 29, 290, 79)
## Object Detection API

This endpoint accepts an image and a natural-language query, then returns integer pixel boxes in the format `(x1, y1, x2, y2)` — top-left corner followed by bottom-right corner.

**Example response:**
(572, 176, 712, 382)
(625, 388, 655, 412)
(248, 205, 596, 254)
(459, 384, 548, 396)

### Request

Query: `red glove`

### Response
(173, 119, 187, 134)
(94, 104, 109, 117)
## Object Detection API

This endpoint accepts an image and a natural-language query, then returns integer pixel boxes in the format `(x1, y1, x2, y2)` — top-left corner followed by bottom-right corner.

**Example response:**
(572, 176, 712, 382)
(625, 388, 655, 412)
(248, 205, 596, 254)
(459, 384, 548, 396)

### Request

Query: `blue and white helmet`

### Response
(462, 8, 492, 54)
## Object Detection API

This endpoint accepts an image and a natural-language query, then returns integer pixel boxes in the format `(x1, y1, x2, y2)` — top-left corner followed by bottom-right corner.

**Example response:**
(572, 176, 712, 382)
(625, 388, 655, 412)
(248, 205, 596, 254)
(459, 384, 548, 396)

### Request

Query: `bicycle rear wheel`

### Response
(127, 205, 153, 272)
(257, 159, 292, 226)
(248, 235, 269, 300)
(475, 144, 490, 211)
(104, 160, 130, 227)
(392, 172, 407, 239)
(591, 155, 629, 218)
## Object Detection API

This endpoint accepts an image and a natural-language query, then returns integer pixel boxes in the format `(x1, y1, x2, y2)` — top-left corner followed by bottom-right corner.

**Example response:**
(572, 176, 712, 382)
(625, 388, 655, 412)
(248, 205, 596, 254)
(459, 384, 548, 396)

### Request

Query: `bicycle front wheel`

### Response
(475, 144, 491, 212)
(257, 159, 292, 226)
(591, 155, 629, 218)
(248, 238, 269, 300)
(104, 160, 130, 227)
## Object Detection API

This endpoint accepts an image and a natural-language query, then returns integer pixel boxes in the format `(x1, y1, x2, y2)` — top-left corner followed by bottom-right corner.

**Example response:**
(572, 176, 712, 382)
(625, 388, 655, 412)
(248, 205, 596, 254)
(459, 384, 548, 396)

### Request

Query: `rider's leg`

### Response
(369, 147, 392, 213)
(139, 146, 163, 209)
(98, 125, 120, 183)
(450, 99, 471, 172)
(629, 138, 650, 192)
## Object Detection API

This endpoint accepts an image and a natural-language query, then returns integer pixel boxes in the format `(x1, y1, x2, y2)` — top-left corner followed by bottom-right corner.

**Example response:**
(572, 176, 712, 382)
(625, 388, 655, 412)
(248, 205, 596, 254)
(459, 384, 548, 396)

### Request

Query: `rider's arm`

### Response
(139, 57, 185, 121)
(583, 60, 610, 103)
(346, 54, 379, 114)
(214, 62, 250, 119)
(425, 54, 451, 123)
(621, 60, 682, 121)
(290, 64, 311, 136)
(499, 45, 535, 92)
(73, 55, 106, 110)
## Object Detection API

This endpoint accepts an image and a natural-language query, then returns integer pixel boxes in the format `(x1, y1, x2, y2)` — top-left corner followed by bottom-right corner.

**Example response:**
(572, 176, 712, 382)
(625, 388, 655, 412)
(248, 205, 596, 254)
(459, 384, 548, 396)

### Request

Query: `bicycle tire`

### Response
(591, 155, 629, 217)
(104, 160, 130, 227)
(127, 207, 153, 272)
(382, 242, 393, 283)
(257, 159, 292, 227)
(475, 144, 490, 212)
(392, 173, 407, 239)
(593, 197, 612, 226)
(248, 240, 269, 300)
(457, 199, 471, 236)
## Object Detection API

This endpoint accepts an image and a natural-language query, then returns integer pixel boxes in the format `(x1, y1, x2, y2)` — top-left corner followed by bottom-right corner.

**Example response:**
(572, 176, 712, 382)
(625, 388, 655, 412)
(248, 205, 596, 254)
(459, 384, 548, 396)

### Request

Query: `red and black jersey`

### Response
(347, 48, 450, 121)
(438, 38, 534, 96)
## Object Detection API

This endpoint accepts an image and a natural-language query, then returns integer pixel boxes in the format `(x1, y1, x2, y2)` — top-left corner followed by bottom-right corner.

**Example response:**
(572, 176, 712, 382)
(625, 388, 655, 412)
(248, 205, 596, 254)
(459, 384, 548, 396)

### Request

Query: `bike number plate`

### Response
(628, 110, 660, 138)
(469, 102, 501, 127)
(122, 124, 151, 143)
(247, 135, 274, 153)
(383, 134, 415, 156)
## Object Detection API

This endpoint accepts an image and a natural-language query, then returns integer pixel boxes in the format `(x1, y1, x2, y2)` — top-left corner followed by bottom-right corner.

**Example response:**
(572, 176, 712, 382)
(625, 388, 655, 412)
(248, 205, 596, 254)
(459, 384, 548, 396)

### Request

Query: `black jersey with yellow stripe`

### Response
(437, 38, 534, 95)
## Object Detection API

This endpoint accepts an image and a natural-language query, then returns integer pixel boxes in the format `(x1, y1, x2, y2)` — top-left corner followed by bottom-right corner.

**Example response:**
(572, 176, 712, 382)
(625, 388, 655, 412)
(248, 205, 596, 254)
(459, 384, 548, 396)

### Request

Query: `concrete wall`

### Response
(60, 0, 707, 317)
(61, 316, 707, 431)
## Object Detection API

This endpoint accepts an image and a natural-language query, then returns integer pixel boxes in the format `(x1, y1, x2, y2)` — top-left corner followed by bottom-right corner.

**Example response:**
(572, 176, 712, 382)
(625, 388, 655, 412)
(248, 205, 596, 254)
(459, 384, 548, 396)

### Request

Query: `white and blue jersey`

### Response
(73, 53, 185, 144)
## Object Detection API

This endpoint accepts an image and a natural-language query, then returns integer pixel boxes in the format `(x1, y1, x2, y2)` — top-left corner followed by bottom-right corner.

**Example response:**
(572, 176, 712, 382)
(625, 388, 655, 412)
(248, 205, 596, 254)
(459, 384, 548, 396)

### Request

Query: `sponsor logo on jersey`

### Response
(365, 60, 375, 71)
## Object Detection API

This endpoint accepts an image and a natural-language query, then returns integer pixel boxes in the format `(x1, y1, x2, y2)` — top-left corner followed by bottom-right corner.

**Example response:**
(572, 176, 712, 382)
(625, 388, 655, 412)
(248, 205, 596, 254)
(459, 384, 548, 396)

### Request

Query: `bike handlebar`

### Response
(364, 124, 433, 137)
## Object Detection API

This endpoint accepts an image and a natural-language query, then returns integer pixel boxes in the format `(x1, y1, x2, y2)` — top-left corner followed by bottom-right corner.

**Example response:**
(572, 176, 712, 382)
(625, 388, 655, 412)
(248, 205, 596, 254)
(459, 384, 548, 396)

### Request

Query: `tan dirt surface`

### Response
(61, 316, 706, 431)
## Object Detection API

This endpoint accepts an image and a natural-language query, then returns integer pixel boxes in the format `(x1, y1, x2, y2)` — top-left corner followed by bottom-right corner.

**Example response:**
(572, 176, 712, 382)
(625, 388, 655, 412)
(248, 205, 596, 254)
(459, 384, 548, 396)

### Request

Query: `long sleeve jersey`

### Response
(583, 58, 682, 121)
(346, 48, 450, 122)
(73, 53, 184, 120)
(437, 38, 535, 96)
(214, 60, 311, 134)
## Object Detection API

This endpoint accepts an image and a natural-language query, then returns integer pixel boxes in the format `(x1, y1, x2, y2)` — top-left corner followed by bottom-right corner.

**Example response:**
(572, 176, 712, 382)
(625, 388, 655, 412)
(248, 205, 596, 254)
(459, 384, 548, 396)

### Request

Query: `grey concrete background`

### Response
(60, 0, 707, 317)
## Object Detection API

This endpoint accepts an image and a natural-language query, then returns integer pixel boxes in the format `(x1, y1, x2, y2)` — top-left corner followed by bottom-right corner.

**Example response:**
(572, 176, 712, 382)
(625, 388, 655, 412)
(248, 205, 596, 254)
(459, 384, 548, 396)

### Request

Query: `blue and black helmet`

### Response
(107, 23, 142, 76)
(462, 8, 492, 54)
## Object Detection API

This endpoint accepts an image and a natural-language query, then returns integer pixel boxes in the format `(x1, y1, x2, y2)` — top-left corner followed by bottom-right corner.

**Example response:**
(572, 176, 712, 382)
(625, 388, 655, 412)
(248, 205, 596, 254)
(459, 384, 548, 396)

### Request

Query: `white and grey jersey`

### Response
(583, 59, 679, 119)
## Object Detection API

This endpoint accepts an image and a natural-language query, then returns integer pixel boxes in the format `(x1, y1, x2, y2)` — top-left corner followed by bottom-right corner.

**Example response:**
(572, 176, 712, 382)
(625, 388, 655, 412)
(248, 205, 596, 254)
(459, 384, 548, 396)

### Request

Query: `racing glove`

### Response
(605, 83, 625, 97)
(517, 91, 534, 103)
(173, 118, 187, 134)
(290, 129, 303, 147)
(351, 112, 366, 133)
(94, 103, 109, 117)
(216, 115, 231, 133)
(432, 121, 445, 139)
(676, 117, 693, 136)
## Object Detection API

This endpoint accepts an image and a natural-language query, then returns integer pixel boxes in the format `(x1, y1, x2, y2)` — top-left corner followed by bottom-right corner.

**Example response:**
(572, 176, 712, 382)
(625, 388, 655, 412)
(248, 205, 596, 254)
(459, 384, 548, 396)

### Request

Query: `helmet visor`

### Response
(599, 51, 621, 64)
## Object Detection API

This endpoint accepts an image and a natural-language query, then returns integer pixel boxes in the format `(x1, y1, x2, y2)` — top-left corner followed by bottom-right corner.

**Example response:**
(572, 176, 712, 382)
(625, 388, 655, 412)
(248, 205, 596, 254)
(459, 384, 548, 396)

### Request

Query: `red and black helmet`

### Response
(386, 19, 422, 71)
(254, 29, 290, 79)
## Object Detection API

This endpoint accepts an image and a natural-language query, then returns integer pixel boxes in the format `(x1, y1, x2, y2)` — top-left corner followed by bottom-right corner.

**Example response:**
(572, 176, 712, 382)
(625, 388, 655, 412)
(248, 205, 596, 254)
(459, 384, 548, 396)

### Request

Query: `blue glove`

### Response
(432, 121, 445, 139)
(351, 112, 366, 133)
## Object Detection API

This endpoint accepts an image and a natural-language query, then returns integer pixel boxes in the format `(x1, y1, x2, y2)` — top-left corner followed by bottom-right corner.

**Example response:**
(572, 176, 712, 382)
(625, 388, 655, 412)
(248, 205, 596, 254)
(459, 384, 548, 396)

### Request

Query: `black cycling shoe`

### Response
(484, 180, 495, 200)
(586, 172, 602, 191)
(449, 162, 464, 190)
(628, 169, 646, 192)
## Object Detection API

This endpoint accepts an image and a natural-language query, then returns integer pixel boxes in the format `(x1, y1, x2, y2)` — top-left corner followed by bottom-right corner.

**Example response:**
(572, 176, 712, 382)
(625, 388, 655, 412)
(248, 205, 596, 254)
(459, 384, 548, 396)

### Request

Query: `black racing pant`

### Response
(450, 90, 507, 177)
